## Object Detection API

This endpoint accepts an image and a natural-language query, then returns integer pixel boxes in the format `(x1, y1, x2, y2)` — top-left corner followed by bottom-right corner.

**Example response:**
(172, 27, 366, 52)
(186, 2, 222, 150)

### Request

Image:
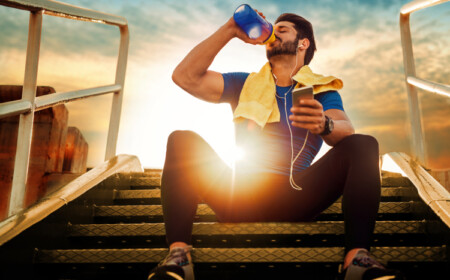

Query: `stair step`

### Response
(101, 171, 412, 189)
(114, 170, 402, 179)
(94, 202, 419, 217)
(33, 262, 449, 280)
(69, 221, 428, 237)
(113, 187, 416, 204)
(3, 166, 447, 280)
(381, 177, 413, 188)
(102, 173, 162, 188)
(114, 189, 160, 199)
(67, 234, 440, 249)
(36, 246, 446, 263)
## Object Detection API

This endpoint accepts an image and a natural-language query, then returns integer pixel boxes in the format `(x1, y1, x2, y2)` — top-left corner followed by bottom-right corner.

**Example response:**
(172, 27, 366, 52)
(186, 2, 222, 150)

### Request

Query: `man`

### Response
(148, 10, 402, 280)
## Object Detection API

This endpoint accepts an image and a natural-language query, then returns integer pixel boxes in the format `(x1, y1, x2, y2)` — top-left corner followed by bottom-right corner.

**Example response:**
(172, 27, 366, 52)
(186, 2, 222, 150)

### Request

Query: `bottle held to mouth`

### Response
(233, 4, 276, 44)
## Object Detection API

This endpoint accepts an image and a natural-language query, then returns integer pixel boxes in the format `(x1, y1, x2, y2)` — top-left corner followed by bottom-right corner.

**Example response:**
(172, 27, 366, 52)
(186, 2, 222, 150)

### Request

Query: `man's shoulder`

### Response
(222, 72, 250, 92)
(223, 72, 250, 83)
(220, 72, 250, 106)
(315, 90, 344, 111)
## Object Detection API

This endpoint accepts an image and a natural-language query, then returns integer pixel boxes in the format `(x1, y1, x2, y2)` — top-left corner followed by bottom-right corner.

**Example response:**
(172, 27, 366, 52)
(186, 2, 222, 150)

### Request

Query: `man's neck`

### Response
(270, 55, 304, 86)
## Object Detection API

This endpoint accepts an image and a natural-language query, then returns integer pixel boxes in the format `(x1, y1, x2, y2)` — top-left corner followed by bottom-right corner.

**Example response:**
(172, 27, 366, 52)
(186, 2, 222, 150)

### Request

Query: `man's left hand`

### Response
(289, 99, 325, 134)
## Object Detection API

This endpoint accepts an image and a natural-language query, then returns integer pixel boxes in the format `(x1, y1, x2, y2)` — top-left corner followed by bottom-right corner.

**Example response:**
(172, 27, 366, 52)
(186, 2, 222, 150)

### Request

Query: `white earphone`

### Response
(299, 40, 306, 49)
(280, 46, 309, 191)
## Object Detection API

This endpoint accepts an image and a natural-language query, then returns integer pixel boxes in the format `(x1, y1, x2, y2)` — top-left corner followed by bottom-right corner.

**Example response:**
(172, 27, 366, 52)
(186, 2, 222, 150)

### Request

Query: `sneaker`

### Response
(338, 249, 403, 280)
(147, 246, 194, 280)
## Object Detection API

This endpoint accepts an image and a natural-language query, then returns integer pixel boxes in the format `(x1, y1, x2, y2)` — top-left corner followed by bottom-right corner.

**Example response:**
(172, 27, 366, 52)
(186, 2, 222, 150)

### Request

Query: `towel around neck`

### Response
(233, 62, 343, 128)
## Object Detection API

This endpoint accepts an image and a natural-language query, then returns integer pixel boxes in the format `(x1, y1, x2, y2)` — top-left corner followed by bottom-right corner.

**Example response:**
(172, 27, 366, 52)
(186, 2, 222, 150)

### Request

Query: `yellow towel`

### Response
(233, 62, 343, 128)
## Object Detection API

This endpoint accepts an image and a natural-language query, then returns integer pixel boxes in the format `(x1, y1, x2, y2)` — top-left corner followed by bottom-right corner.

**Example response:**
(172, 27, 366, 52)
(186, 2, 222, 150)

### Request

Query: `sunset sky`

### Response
(0, 0, 448, 170)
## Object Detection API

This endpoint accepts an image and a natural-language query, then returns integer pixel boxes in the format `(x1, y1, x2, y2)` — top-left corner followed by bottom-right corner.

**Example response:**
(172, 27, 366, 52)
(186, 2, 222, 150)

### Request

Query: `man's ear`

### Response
(298, 38, 310, 50)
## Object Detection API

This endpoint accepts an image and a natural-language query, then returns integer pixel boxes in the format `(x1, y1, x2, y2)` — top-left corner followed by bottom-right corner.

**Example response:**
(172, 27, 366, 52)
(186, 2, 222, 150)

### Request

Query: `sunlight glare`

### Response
(233, 145, 246, 163)
(381, 154, 406, 176)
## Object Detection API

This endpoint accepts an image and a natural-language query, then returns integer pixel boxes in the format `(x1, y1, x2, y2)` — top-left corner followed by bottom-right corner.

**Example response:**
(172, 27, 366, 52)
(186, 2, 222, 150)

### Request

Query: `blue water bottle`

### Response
(233, 4, 276, 44)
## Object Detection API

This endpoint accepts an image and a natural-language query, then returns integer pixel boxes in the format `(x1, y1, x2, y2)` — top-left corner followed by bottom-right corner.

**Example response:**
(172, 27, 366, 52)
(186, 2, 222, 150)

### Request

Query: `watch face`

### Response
(320, 116, 332, 136)
(329, 117, 334, 132)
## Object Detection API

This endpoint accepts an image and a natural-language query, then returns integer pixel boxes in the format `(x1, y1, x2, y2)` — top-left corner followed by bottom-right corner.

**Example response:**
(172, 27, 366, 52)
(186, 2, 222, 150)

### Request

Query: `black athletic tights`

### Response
(161, 131, 381, 252)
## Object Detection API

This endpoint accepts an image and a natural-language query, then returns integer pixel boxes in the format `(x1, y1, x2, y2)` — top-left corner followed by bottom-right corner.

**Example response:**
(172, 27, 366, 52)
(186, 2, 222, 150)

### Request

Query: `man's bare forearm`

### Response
(321, 119, 355, 146)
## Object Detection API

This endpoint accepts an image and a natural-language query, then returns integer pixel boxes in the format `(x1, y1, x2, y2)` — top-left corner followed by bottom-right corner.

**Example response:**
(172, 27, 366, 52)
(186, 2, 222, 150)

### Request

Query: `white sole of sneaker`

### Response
(167, 271, 184, 280)
(373, 276, 396, 280)
(147, 271, 184, 280)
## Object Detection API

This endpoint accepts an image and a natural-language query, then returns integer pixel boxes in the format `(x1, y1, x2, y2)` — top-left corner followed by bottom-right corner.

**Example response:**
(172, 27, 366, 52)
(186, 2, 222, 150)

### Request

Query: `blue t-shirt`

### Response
(220, 72, 344, 176)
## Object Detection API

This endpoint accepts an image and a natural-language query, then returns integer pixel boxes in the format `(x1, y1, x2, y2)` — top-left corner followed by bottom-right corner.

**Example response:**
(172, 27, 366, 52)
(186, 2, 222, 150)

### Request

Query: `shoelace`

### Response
(353, 255, 385, 269)
(160, 246, 193, 267)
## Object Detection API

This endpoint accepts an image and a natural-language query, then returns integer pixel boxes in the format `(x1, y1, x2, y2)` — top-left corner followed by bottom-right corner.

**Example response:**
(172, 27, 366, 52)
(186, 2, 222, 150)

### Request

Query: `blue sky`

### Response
(0, 0, 448, 169)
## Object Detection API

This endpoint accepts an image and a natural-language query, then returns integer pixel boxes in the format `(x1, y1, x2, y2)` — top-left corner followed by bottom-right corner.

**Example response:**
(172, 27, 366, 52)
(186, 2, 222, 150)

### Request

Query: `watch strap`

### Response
(320, 115, 333, 136)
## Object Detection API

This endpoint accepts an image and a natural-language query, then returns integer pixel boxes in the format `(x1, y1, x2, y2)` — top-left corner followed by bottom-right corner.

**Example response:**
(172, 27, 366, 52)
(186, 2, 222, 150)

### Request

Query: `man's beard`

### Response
(266, 39, 298, 60)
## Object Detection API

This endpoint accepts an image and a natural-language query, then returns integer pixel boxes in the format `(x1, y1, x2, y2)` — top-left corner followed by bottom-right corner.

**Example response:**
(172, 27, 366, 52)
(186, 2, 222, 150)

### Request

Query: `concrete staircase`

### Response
(1, 170, 449, 279)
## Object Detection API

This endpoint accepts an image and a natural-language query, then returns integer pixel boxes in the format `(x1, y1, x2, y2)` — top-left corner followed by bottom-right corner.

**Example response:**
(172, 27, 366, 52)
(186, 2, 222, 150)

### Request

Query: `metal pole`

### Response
(105, 25, 129, 161)
(399, 12, 427, 166)
(8, 11, 43, 217)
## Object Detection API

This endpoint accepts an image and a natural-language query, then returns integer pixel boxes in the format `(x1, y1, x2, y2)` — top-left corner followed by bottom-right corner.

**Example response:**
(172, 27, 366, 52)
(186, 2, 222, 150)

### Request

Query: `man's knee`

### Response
(339, 134, 379, 157)
(167, 130, 200, 147)
(345, 134, 378, 147)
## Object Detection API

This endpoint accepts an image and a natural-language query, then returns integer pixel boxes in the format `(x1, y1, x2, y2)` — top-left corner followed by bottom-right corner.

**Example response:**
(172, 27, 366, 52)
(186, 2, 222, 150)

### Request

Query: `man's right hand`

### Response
(228, 10, 267, 45)
(172, 11, 266, 103)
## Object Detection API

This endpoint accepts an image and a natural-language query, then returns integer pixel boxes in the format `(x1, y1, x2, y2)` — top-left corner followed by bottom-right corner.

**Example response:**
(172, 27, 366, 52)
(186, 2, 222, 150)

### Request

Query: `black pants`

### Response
(161, 131, 381, 252)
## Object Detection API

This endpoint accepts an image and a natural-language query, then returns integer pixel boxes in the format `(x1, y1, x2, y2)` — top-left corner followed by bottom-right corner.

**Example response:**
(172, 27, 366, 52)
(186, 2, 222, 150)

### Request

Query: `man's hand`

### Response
(228, 10, 267, 45)
(289, 99, 325, 134)
(289, 98, 355, 146)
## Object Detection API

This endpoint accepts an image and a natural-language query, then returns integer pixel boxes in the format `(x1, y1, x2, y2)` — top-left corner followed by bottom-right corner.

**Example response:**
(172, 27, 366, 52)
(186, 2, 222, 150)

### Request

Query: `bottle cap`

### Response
(262, 28, 276, 44)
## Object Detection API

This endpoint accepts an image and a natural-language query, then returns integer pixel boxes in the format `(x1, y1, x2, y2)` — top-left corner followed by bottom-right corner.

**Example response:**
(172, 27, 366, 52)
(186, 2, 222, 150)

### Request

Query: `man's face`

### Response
(266, 21, 299, 60)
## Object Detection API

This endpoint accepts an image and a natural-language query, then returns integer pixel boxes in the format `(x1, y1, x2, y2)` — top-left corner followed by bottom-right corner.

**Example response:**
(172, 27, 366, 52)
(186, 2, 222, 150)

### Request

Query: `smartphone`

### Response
(292, 86, 313, 106)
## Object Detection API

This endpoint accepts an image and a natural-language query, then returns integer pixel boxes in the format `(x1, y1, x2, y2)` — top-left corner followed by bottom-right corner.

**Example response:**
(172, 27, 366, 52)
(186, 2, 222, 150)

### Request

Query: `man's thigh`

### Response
(215, 147, 348, 222)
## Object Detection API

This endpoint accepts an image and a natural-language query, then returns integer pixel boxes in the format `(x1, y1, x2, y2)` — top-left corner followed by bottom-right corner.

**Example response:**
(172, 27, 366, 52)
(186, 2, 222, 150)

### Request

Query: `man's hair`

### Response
(275, 13, 316, 65)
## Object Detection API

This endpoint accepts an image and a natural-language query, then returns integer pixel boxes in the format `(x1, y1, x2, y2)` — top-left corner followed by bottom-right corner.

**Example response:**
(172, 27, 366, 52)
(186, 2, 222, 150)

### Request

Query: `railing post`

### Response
(8, 10, 43, 217)
(399, 12, 427, 166)
(105, 25, 129, 161)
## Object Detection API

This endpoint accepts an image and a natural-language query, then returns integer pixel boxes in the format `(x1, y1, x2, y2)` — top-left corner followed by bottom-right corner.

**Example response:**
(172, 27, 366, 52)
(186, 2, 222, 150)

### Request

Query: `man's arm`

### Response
(320, 108, 354, 146)
(172, 17, 263, 103)
(289, 99, 355, 146)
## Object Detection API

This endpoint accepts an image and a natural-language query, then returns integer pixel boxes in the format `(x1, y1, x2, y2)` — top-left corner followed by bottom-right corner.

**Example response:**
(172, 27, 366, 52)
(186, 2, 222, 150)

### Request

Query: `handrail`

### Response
(0, 100, 32, 119)
(400, 0, 445, 14)
(35, 84, 122, 111)
(0, 154, 143, 246)
(0, 85, 122, 117)
(0, 0, 127, 26)
(399, 0, 449, 166)
(406, 76, 450, 98)
(388, 152, 450, 228)
(0, 0, 129, 217)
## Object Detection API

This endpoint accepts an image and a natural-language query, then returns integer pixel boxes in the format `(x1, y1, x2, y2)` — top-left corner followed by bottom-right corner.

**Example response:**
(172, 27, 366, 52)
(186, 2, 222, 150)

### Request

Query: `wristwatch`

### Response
(320, 115, 334, 136)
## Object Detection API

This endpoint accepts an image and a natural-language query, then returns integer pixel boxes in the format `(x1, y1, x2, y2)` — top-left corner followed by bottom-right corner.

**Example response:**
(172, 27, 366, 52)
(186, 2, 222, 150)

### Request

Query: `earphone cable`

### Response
(273, 46, 308, 191)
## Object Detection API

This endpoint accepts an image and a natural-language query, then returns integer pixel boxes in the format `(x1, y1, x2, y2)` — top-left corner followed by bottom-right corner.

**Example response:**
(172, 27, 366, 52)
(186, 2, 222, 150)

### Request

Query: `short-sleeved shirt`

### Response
(220, 72, 344, 176)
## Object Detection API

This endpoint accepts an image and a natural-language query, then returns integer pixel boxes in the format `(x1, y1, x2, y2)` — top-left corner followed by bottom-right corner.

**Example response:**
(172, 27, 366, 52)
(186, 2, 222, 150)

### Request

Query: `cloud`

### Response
(1, 0, 448, 169)
(304, 1, 449, 169)
(0, 6, 29, 51)
(0, 2, 121, 57)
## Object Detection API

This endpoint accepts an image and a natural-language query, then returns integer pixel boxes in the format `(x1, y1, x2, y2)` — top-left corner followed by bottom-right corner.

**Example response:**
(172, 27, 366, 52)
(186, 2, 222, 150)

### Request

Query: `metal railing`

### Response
(0, 0, 129, 217)
(400, 0, 450, 166)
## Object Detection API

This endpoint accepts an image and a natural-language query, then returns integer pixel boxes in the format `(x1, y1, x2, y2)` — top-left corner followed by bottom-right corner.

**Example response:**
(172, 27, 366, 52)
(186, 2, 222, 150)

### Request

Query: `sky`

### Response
(0, 0, 449, 170)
